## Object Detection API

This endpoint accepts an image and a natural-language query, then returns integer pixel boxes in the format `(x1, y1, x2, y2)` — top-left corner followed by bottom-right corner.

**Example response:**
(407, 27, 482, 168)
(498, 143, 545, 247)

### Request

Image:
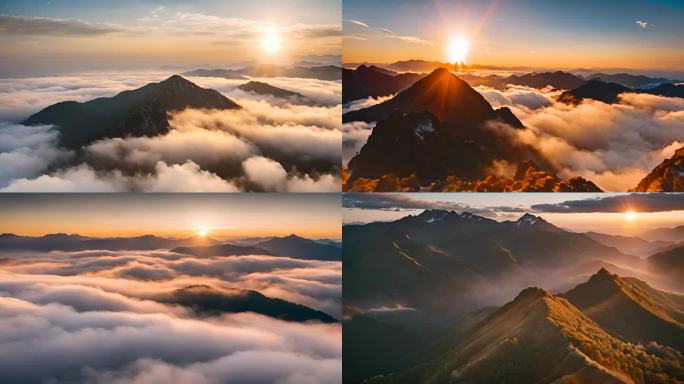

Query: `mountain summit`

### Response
(630, 146, 684, 191)
(22, 75, 241, 149)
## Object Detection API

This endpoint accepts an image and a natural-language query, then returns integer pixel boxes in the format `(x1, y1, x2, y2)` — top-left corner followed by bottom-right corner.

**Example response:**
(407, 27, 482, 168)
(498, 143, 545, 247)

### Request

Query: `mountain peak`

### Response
(159, 74, 196, 88)
(514, 286, 549, 301)
(418, 209, 450, 223)
(516, 213, 541, 226)
(630, 145, 684, 191)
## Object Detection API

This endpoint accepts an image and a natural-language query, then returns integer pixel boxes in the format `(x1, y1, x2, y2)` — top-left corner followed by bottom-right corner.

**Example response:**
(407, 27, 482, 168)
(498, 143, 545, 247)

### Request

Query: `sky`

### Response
(0, 193, 341, 239)
(343, 193, 684, 235)
(0, 0, 341, 76)
(343, 0, 684, 70)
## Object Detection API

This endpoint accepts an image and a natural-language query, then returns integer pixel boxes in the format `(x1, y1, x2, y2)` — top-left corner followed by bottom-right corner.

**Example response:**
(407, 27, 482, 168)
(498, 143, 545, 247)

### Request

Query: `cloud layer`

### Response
(476, 85, 684, 191)
(0, 246, 341, 383)
(0, 73, 341, 192)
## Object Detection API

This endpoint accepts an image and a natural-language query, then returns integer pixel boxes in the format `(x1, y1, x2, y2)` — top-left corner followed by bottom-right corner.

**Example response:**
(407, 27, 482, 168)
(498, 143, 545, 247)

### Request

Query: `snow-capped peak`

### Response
(516, 213, 540, 226)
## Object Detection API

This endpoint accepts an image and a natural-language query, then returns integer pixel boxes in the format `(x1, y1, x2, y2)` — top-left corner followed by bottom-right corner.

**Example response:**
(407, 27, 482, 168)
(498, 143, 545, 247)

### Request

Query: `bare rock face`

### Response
(631, 146, 684, 192)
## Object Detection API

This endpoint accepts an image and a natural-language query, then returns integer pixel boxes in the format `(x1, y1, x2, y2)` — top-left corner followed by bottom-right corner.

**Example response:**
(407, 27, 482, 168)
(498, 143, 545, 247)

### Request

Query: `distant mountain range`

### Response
(22, 75, 241, 149)
(0, 232, 218, 252)
(560, 79, 684, 104)
(343, 65, 424, 103)
(161, 284, 337, 323)
(172, 234, 342, 261)
(631, 146, 684, 192)
(183, 64, 342, 81)
(343, 68, 597, 190)
(0, 233, 341, 261)
(343, 210, 684, 383)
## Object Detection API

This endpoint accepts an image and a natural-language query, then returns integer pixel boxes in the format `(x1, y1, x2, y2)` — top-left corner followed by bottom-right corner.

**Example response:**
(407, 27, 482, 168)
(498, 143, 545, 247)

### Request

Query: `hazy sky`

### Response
(343, 0, 684, 70)
(0, 193, 341, 239)
(0, 0, 341, 76)
(343, 193, 684, 235)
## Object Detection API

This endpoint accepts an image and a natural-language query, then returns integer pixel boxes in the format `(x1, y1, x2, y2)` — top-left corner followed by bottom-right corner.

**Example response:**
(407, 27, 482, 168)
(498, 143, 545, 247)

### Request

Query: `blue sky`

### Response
(343, 0, 684, 70)
(0, 0, 341, 75)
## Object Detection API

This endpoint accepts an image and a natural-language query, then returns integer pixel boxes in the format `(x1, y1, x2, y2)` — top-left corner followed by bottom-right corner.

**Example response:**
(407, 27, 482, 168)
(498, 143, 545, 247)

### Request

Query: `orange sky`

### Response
(0, 194, 341, 239)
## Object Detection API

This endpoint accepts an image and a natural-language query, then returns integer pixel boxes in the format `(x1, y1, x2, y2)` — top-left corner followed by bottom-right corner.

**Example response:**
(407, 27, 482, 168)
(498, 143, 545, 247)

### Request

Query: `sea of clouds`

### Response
(342, 81, 684, 191)
(0, 72, 342, 192)
(0, 248, 341, 383)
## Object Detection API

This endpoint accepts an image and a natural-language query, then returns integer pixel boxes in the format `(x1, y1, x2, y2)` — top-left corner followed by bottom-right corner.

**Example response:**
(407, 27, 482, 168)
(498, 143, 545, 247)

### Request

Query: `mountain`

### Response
(564, 268, 684, 352)
(181, 68, 247, 79)
(0, 233, 217, 252)
(641, 224, 684, 243)
(255, 234, 342, 261)
(345, 160, 601, 192)
(585, 232, 673, 256)
(343, 68, 506, 125)
(377, 286, 684, 384)
(183, 64, 342, 81)
(505, 71, 586, 90)
(342, 65, 424, 103)
(164, 285, 337, 323)
(343, 210, 638, 316)
(630, 146, 684, 191)
(170, 243, 271, 257)
(237, 81, 305, 99)
(22, 75, 241, 149)
(558, 79, 631, 104)
(647, 83, 684, 98)
(647, 246, 684, 288)
(588, 73, 673, 88)
(343, 68, 556, 186)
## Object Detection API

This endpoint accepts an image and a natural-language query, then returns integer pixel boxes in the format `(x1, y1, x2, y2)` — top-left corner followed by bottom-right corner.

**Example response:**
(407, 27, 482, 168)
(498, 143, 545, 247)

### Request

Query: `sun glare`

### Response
(197, 227, 208, 238)
(261, 29, 282, 55)
(447, 37, 470, 64)
(625, 210, 637, 222)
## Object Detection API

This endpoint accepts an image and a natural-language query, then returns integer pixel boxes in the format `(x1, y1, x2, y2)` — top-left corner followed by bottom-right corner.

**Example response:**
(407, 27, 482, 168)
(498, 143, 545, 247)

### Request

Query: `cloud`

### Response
(0, 123, 72, 187)
(1, 161, 241, 192)
(0, 14, 121, 36)
(345, 19, 369, 28)
(531, 193, 684, 213)
(493, 89, 684, 191)
(476, 85, 557, 110)
(0, 244, 341, 382)
(242, 156, 341, 192)
(0, 72, 341, 192)
(342, 34, 367, 41)
(636, 20, 648, 28)
(342, 121, 374, 166)
(342, 193, 526, 214)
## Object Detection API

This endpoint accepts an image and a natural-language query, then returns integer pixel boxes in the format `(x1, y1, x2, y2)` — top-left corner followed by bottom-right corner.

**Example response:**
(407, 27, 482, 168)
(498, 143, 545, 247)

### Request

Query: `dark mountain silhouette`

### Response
(343, 68, 560, 187)
(559, 78, 631, 104)
(342, 65, 424, 103)
(647, 246, 684, 289)
(588, 72, 674, 88)
(170, 243, 271, 257)
(585, 232, 673, 256)
(564, 268, 684, 352)
(505, 71, 586, 90)
(181, 68, 247, 79)
(0, 233, 217, 252)
(343, 68, 504, 125)
(164, 285, 336, 323)
(630, 146, 684, 192)
(255, 234, 342, 261)
(648, 83, 684, 98)
(237, 81, 305, 99)
(22, 75, 241, 149)
(374, 286, 683, 384)
(183, 64, 342, 81)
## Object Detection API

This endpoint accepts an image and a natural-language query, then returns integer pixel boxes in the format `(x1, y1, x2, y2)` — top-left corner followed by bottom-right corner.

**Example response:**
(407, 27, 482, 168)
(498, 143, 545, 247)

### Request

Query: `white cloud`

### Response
(636, 20, 648, 28)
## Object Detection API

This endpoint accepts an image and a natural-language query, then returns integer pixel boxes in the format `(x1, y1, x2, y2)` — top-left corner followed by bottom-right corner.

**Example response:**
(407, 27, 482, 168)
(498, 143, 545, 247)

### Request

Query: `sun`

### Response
(261, 29, 282, 55)
(625, 210, 637, 222)
(197, 227, 208, 238)
(447, 36, 470, 64)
